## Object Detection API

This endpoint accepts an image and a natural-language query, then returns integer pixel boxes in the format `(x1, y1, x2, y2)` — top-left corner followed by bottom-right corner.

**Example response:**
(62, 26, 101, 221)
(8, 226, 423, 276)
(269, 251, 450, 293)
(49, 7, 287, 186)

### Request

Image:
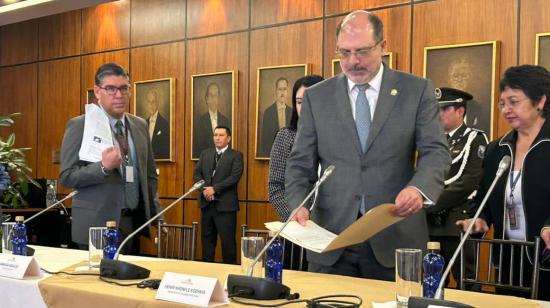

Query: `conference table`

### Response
(0, 246, 547, 307)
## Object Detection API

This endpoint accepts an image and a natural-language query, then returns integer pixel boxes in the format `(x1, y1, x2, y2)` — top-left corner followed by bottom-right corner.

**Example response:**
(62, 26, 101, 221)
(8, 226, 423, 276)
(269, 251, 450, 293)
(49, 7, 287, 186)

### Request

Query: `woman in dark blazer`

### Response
(268, 75, 324, 221)
(457, 65, 550, 300)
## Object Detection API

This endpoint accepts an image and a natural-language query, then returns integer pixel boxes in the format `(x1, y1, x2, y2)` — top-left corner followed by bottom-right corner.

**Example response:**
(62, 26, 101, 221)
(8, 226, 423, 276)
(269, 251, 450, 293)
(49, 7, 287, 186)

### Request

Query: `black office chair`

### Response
(156, 219, 198, 260)
(241, 224, 306, 271)
(459, 232, 542, 299)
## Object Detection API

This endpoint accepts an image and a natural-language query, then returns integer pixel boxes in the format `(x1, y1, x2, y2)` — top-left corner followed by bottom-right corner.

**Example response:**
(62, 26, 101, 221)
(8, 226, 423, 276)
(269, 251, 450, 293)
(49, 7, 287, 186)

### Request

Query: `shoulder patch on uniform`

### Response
(477, 145, 486, 159)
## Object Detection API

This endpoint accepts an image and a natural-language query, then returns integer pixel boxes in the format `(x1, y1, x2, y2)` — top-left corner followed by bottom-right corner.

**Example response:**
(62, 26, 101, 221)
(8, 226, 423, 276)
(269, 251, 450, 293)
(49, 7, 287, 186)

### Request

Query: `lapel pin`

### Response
(391, 89, 398, 96)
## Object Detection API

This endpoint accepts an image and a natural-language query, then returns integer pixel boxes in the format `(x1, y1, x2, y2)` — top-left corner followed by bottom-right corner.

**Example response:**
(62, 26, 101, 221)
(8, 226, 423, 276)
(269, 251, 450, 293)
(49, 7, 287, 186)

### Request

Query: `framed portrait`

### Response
(133, 78, 175, 162)
(86, 88, 97, 104)
(423, 41, 500, 139)
(191, 71, 236, 160)
(331, 52, 395, 76)
(255, 64, 309, 159)
(536, 32, 550, 71)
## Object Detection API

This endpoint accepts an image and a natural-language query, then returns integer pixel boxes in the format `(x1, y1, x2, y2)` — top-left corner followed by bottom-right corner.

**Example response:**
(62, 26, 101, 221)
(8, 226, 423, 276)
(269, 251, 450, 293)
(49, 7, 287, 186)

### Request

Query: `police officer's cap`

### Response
(435, 87, 473, 108)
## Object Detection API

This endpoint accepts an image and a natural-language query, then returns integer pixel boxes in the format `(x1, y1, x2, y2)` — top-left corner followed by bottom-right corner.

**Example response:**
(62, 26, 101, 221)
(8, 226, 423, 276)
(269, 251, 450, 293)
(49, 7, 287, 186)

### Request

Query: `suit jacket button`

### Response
(462, 210, 467, 214)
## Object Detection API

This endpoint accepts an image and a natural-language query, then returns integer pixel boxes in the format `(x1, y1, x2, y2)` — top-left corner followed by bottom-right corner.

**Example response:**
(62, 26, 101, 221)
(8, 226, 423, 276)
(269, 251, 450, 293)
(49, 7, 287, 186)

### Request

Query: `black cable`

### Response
(99, 276, 141, 287)
(41, 268, 100, 276)
(229, 293, 362, 308)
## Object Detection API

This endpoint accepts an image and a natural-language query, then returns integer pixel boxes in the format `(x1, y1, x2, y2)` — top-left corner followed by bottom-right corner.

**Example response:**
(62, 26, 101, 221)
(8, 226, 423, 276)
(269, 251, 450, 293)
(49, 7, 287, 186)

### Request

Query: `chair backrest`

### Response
(460, 233, 542, 299)
(241, 224, 305, 271)
(156, 219, 198, 260)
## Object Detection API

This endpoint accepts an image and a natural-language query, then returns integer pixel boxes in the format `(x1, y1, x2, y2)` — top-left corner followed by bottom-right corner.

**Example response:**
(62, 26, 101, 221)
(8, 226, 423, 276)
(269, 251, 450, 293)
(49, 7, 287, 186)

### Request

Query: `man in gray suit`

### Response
(60, 63, 161, 255)
(285, 11, 450, 280)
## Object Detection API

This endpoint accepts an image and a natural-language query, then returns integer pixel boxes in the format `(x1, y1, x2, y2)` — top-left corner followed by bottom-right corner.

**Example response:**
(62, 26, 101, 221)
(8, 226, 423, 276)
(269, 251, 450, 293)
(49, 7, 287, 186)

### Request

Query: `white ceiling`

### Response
(0, 0, 116, 27)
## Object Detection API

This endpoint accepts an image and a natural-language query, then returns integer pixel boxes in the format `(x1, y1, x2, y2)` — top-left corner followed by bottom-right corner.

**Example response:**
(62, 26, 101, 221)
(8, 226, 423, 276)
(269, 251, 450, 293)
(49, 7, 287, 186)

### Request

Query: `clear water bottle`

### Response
(422, 241, 445, 298)
(103, 221, 120, 260)
(265, 232, 283, 283)
(12, 216, 27, 256)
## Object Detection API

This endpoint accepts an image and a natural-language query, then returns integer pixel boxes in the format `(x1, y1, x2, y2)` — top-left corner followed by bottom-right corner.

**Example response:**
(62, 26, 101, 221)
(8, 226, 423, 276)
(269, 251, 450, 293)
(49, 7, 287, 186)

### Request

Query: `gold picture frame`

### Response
(190, 70, 236, 160)
(423, 41, 500, 139)
(535, 32, 550, 71)
(331, 52, 395, 76)
(133, 77, 175, 162)
(255, 64, 309, 160)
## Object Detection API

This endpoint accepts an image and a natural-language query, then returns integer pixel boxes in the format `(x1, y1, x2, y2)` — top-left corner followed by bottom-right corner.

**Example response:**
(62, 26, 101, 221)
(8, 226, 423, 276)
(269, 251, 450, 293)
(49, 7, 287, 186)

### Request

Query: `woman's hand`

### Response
(456, 218, 489, 234)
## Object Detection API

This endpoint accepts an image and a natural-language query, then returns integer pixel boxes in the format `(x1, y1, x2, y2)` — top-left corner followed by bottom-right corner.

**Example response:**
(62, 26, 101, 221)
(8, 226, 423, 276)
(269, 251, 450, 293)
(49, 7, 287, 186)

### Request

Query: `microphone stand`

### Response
(227, 165, 335, 300)
(409, 156, 511, 308)
(100, 180, 205, 280)
(5, 191, 78, 256)
(24, 191, 77, 225)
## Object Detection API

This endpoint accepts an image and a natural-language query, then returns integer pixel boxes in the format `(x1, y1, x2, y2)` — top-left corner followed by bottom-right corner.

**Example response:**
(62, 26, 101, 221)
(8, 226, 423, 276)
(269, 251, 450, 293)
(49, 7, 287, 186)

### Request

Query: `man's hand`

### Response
(541, 228, 550, 249)
(292, 207, 310, 226)
(101, 146, 122, 170)
(392, 187, 423, 217)
(456, 218, 489, 234)
(202, 186, 216, 202)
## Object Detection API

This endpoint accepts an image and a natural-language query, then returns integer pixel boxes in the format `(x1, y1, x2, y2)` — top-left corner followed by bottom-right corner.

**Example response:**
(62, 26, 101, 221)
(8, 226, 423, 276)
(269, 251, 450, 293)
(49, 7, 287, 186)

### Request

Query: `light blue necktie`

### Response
(355, 84, 371, 215)
(355, 84, 371, 154)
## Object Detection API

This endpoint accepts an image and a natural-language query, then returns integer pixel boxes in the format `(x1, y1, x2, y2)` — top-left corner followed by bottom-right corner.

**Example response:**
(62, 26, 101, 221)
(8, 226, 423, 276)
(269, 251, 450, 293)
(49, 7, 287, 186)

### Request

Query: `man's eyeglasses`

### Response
(335, 41, 382, 59)
(98, 85, 131, 96)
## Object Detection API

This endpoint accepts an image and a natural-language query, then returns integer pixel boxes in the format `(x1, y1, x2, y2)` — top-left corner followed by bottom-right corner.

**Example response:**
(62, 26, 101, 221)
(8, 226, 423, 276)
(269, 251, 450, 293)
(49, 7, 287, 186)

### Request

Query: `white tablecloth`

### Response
(0, 245, 160, 308)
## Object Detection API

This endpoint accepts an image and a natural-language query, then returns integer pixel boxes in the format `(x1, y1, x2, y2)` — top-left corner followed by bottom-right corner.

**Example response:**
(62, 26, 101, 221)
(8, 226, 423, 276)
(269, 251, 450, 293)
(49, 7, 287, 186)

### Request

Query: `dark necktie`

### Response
(114, 120, 128, 155)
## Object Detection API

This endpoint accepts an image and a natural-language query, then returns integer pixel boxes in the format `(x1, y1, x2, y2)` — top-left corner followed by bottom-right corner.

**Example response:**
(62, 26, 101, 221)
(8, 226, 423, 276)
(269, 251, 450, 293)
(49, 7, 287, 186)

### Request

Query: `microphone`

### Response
(100, 180, 205, 280)
(5, 191, 78, 256)
(409, 155, 511, 308)
(24, 190, 78, 225)
(227, 165, 336, 300)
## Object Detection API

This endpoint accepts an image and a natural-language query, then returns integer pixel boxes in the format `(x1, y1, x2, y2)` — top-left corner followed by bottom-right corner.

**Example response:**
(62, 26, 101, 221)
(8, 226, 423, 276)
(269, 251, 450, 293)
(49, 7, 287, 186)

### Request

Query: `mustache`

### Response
(347, 64, 367, 72)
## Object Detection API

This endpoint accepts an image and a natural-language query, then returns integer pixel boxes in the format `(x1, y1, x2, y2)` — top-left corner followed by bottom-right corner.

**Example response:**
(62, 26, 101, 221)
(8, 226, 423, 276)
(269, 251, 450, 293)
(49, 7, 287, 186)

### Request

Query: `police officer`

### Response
(427, 87, 488, 288)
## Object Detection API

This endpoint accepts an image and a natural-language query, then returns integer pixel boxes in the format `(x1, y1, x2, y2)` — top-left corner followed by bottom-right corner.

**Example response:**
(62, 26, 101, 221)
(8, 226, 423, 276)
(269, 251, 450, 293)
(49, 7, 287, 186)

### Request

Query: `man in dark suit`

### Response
(60, 63, 161, 254)
(193, 83, 230, 159)
(193, 125, 243, 263)
(285, 11, 450, 280)
(258, 77, 292, 157)
(426, 87, 488, 287)
(144, 89, 170, 160)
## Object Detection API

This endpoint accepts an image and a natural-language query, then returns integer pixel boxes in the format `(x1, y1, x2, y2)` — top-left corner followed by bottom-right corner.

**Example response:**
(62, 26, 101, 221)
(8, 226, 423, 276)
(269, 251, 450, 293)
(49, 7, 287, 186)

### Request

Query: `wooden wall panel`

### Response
(412, 0, 518, 139)
(140, 198, 182, 256)
(325, 0, 410, 16)
(519, 0, 550, 64)
(323, 6, 411, 77)
(249, 21, 323, 201)
(37, 57, 81, 184)
(131, 0, 186, 46)
(246, 202, 279, 230)
(185, 32, 249, 201)
(0, 20, 38, 66)
(81, 50, 130, 113)
(130, 42, 185, 198)
(187, 0, 248, 38)
(38, 10, 81, 60)
(0, 64, 38, 177)
(82, 0, 130, 53)
(251, 0, 323, 27)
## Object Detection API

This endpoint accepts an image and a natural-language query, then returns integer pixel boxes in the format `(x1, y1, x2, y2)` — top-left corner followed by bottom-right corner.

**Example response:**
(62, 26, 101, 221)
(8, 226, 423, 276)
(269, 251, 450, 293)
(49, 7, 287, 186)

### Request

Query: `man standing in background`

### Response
(194, 126, 243, 263)
(60, 63, 161, 254)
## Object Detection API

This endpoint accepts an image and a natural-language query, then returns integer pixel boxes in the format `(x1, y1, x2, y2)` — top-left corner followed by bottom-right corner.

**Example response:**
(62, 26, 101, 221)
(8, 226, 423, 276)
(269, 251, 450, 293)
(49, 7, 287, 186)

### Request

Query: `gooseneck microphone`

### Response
(100, 180, 205, 280)
(409, 155, 511, 308)
(24, 190, 78, 225)
(227, 165, 335, 300)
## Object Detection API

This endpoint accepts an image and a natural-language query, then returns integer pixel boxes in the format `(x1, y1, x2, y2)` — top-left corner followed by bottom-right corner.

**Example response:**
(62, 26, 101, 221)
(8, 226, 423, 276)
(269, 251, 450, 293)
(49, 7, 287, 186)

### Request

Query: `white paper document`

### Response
(156, 272, 229, 307)
(0, 253, 43, 279)
(265, 203, 404, 253)
(78, 103, 113, 162)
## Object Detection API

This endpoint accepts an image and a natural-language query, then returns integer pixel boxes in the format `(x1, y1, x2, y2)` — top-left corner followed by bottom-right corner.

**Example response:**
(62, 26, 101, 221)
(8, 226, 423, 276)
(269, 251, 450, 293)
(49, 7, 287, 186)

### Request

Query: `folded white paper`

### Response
(156, 272, 228, 307)
(79, 103, 113, 162)
(265, 203, 404, 253)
